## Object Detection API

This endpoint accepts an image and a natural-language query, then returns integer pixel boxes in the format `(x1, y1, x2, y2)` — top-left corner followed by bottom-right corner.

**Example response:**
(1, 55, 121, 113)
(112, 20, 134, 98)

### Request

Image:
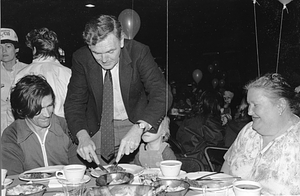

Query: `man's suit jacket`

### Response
(65, 39, 172, 141)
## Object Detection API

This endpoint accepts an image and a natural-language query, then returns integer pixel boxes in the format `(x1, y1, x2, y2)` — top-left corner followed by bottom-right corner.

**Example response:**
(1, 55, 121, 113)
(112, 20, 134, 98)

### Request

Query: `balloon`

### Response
(213, 60, 219, 69)
(219, 79, 225, 87)
(212, 78, 218, 89)
(278, 0, 292, 7)
(208, 64, 214, 73)
(221, 71, 226, 78)
(118, 9, 141, 39)
(192, 69, 203, 84)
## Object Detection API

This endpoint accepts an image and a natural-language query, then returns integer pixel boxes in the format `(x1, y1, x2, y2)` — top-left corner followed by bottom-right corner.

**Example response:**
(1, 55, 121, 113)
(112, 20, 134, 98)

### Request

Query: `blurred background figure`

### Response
(295, 85, 300, 93)
(224, 94, 251, 147)
(1, 75, 78, 175)
(221, 90, 234, 126)
(134, 117, 176, 168)
(222, 73, 300, 195)
(176, 90, 225, 170)
(14, 27, 71, 118)
(1, 28, 28, 134)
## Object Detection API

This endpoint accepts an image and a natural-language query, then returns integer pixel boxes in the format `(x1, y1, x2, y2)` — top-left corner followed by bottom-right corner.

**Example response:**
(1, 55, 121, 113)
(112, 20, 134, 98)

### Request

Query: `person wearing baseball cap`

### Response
(1, 28, 28, 134)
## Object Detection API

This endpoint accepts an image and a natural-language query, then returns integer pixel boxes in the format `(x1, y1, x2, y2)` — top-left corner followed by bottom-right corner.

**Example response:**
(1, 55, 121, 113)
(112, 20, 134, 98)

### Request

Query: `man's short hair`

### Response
(1, 28, 19, 48)
(10, 75, 56, 120)
(25, 27, 59, 59)
(82, 15, 122, 46)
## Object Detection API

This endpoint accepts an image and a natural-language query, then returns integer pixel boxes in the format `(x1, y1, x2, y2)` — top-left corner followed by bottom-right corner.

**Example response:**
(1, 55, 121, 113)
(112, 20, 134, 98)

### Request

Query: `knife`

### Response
(197, 176, 241, 181)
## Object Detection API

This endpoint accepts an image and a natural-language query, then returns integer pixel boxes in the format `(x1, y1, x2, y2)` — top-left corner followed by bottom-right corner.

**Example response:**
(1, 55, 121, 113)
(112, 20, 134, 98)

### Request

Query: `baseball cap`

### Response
(1, 28, 19, 44)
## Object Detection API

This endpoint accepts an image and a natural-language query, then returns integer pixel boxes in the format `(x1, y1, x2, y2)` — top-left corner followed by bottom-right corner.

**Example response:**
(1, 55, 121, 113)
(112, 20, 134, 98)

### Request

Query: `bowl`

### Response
(159, 160, 182, 177)
(6, 183, 46, 196)
(96, 172, 134, 186)
(233, 180, 262, 196)
(85, 185, 153, 196)
(153, 179, 190, 196)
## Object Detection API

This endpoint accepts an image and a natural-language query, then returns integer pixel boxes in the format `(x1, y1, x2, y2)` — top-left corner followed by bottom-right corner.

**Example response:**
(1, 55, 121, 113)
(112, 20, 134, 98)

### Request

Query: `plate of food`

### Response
(19, 165, 64, 181)
(90, 164, 144, 178)
(184, 172, 238, 192)
(138, 168, 161, 185)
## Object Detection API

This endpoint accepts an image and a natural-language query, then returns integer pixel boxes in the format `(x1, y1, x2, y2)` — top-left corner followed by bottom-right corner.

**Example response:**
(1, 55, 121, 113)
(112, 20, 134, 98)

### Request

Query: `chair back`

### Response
(177, 156, 205, 173)
(204, 146, 228, 172)
(168, 137, 186, 155)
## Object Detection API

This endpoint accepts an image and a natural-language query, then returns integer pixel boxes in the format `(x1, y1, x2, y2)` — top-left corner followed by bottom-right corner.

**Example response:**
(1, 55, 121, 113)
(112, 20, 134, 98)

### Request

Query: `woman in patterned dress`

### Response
(221, 73, 300, 195)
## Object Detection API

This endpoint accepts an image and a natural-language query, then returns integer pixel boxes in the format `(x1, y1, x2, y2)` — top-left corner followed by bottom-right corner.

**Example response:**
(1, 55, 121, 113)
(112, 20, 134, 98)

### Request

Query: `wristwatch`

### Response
(135, 122, 147, 133)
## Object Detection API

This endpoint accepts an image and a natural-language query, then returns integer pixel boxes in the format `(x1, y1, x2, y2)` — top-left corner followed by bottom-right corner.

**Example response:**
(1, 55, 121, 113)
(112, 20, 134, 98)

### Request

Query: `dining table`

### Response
(3, 166, 237, 196)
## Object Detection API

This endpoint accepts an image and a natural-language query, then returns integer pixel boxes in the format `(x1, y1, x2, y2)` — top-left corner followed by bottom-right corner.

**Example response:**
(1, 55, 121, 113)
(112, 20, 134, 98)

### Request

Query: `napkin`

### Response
(48, 178, 63, 188)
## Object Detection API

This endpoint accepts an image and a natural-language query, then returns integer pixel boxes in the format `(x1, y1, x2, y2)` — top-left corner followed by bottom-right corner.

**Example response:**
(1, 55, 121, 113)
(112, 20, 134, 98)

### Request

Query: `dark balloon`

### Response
(192, 69, 203, 84)
(208, 64, 214, 73)
(221, 71, 226, 79)
(212, 78, 218, 88)
(219, 79, 225, 87)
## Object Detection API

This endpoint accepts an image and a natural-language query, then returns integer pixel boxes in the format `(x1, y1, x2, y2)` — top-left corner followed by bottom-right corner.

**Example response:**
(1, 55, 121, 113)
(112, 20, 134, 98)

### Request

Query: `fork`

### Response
(112, 154, 124, 169)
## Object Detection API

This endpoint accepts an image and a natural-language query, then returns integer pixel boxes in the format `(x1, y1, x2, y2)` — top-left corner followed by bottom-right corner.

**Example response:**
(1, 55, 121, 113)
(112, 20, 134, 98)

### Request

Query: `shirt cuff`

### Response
(137, 120, 152, 131)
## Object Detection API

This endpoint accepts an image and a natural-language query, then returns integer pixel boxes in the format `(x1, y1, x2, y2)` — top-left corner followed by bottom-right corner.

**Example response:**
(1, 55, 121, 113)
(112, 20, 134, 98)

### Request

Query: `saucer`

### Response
(2, 178, 13, 187)
(57, 175, 91, 184)
(158, 170, 186, 179)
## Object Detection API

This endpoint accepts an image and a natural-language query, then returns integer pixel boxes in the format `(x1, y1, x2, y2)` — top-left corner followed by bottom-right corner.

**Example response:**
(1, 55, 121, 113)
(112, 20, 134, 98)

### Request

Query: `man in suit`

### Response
(65, 15, 172, 166)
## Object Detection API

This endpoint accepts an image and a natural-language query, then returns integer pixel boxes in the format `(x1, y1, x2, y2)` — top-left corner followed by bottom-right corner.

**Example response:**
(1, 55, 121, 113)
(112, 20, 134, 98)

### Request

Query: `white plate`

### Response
(185, 172, 236, 191)
(90, 164, 144, 178)
(57, 175, 91, 184)
(158, 170, 186, 179)
(141, 168, 161, 176)
(19, 165, 64, 181)
(2, 178, 13, 187)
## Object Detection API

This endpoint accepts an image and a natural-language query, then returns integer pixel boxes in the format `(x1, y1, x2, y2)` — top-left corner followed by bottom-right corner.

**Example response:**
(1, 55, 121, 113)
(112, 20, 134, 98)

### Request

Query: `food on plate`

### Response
(7, 184, 45, 195)
(106, 165, 125, 173)
(155, 184, 185, 193)
(109, 186, 152, 196)
(90, 165, 126, 177)
(90, 168, 106, 177)
(139, 173, 159, 185)
(22, 172, 54, 179)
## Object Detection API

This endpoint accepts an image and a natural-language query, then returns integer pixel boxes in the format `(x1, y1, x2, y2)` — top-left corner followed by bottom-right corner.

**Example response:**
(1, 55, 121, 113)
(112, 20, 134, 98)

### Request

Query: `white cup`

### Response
(1, 169, 8, 185)
(56, 164, 86, 183)
(1, 188, 6, 196)
(159, 160, 182, 177)
(233, 180, 262, 196)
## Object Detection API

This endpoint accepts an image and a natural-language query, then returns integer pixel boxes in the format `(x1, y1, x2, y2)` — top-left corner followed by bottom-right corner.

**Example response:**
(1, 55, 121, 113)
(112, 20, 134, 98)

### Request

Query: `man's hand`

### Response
(76, 130, 100, 164)
(116, 124, 143, 162)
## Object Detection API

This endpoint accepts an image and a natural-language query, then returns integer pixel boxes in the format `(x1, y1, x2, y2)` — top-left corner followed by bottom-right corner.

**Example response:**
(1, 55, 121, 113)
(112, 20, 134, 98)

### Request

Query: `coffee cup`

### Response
(1, 169, 7, 185)
(159, 160, 182, 177)
(233, 180, 262, 196)
(56, 164, 86, 183)
(1, 188, 6, 196)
